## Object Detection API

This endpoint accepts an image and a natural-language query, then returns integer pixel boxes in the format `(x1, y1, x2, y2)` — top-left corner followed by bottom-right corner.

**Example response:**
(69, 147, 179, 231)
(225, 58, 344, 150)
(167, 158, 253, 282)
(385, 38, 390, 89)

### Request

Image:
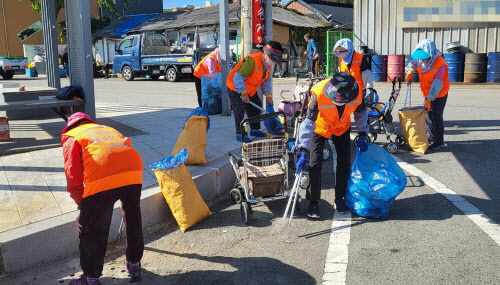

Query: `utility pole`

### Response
(241, 0, 253, 57)
(220, 0, 230, 116)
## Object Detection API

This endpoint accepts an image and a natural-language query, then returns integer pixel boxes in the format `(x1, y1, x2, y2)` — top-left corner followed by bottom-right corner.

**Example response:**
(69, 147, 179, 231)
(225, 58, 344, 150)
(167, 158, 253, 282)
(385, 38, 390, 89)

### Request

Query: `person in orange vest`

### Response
(406, 39, 450, 150)
(62, 113, 144, 285)
(295, 72, 369, 218)
(193, 46, 222, 107)
(227, 40, 283, 142)
(333, 38, 376, 103)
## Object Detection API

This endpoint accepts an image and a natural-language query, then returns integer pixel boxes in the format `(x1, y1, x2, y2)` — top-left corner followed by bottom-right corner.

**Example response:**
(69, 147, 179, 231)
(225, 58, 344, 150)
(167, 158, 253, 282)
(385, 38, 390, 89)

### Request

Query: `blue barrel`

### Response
(444, 53, 465, 82)
(404, 55, 419, 82)
(487, 52, 500, 83)
(371, 55, 387, 82)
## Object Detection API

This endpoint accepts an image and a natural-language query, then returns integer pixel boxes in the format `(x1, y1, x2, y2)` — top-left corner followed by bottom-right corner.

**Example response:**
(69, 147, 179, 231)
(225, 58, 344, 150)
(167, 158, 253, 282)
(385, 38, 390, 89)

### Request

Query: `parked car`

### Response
(0, 56, 28, 80)
(113, 33, 194, 82)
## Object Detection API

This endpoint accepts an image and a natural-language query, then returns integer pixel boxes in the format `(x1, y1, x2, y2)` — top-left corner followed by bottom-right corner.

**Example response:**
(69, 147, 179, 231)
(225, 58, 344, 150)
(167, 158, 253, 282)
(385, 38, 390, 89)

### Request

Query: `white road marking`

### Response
(322, 140, 500, 284)
(394, 157, 500, 247)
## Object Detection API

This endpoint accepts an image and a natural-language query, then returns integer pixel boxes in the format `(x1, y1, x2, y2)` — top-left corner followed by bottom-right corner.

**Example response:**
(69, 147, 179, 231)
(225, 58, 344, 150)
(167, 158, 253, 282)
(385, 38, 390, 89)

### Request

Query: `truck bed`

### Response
(141, 54, 193, 66)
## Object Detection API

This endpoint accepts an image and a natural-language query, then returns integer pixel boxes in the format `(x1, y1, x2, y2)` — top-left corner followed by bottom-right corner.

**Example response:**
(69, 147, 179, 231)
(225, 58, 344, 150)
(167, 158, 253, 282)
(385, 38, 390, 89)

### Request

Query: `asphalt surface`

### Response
(1, 76, 499, 284)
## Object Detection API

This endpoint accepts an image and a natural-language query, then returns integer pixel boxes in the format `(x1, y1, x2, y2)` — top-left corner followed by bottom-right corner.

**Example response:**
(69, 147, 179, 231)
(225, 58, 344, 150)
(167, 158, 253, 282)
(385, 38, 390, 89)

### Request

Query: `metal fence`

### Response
(326, 30, 354, 76)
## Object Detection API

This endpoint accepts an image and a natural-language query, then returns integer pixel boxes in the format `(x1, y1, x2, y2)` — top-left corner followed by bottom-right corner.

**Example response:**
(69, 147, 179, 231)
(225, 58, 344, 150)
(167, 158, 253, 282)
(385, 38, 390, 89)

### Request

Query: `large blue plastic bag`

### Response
(201, 72, 222, 115)
(345, 144, 407, 220)
(263, 103, 284, 135)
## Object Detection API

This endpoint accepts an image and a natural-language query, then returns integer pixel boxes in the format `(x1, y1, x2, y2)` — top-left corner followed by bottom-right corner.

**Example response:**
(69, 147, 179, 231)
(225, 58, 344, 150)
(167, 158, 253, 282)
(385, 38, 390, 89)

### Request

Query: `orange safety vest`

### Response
(227, 52, 269, 97)
(312, 78, 363, 138)
(193, 51, 221, 79)
(417, 56, 450, 99)
(338, 52, 365, 90)
(62, 123, 143, 199)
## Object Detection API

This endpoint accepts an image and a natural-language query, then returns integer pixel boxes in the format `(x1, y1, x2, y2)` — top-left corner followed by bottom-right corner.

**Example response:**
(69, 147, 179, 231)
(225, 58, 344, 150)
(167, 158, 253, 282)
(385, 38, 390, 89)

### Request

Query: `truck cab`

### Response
(113, 33, 194, 82)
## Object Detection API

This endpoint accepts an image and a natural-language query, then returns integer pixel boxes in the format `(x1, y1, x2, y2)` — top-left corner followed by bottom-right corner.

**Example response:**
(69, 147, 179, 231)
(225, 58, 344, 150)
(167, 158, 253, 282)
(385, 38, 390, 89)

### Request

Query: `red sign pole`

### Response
(252, 0, 266, 49)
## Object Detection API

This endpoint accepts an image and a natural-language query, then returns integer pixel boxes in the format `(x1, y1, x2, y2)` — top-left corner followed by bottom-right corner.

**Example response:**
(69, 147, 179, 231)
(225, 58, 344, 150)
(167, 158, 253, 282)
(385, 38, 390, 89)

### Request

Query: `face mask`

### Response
(264, 57, 274, 69)
(418, 59, 430, 68)
(335, 51, 348, 59)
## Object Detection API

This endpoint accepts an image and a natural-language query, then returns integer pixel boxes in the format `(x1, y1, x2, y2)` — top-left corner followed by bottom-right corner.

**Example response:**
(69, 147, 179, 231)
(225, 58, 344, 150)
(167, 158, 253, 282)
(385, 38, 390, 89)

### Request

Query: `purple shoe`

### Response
(69, 275, 101, 285)
(126, 261, 142, 283)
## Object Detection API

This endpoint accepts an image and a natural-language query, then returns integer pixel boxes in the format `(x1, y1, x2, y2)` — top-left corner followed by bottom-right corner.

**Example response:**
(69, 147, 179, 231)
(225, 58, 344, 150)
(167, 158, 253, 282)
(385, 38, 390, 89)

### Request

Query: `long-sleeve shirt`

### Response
(205, 56, 216, 73)
(233, 55, 272, 95)
(407, 61, 446, 100)
(307, 39, 317, 59)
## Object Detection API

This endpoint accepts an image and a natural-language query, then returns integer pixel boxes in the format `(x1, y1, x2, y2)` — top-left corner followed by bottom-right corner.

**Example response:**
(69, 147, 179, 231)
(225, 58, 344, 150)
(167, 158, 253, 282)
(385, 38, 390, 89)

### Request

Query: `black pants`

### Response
(308, 130, 351, 202)
(307, 58, 317, 74)
(227, 88, 262, 134)
(426, 94, 448, 145)
(194, 76, 202, 107)
(79, 184, 144, 278)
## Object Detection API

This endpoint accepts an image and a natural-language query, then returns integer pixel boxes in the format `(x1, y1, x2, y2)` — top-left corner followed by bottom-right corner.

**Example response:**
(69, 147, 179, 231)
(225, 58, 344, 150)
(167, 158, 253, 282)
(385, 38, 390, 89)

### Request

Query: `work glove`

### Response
(405, 71, 413, 84)
(424, 98, 431, 111)
(295, 152, 308, 174)
(241, 91, 250, 103)
(265, 93, 273, 105)
(356, 135, 368, 153)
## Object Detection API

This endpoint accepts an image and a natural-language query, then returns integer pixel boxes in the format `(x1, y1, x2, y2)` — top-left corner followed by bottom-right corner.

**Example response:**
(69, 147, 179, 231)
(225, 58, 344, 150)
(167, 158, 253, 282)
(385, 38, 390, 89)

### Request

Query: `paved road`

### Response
(1, 76, 499, 284)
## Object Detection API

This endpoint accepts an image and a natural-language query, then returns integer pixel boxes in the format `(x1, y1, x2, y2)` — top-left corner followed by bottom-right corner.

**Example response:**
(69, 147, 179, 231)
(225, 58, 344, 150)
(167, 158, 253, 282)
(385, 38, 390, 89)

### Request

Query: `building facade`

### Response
(353, 0, 500, 55)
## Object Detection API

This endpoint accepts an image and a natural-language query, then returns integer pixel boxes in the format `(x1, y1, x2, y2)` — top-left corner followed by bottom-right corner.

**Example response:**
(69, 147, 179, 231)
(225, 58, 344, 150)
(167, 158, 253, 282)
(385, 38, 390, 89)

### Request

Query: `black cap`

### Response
(324, 72, 359, 104)
(264, 40, 283, 65)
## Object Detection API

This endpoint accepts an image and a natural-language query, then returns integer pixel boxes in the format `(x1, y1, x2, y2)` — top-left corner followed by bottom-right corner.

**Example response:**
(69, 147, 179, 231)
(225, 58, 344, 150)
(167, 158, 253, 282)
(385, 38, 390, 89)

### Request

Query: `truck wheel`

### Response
(122, 66, 134, 81)
(2, 70, 14, 80)
(166, 67, 178, 82)
(150, 75, 160, 80)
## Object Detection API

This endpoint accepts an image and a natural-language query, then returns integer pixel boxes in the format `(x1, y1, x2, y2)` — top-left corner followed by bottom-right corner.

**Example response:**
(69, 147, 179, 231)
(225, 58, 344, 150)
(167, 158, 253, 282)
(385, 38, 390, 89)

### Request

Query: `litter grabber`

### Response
(248, 101, 285, 137)
(282, 169, 303, 224)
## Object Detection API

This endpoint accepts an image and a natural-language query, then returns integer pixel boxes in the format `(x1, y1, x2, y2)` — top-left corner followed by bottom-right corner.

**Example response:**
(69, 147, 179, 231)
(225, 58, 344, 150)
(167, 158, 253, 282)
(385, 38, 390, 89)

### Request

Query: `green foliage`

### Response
(23, 0, 128, 16)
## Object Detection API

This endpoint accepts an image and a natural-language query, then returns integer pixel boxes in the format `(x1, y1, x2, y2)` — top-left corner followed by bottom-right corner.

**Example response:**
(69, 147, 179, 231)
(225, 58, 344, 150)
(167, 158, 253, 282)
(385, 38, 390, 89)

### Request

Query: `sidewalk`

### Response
(0, 102, 241, 273)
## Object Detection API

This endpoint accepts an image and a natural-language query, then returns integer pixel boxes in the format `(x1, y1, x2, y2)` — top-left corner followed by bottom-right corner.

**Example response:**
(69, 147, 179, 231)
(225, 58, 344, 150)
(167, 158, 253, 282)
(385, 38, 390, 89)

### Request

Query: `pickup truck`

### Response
(0, 56, 28, 80)
(113, 33, 194, 82)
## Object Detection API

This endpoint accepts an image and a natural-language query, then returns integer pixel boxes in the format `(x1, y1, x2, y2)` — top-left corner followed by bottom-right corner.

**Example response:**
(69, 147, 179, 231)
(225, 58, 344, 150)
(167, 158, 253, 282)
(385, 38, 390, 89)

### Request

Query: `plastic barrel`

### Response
(404, 55, 419, 82)
(487, 52, 500, 83)
(464, 53, 487, 83)
(371, 55, 387, 82)
(387, 55, 405, 81)
(444, 53, 465, 82)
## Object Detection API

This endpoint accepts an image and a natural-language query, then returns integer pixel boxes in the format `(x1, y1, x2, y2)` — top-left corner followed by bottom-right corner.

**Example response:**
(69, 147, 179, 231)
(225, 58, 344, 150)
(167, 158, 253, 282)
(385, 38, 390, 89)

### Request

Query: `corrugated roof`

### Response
(92, 14, 157, 38)
(130, 4, 322, 33)
(286, 0, 353, 28)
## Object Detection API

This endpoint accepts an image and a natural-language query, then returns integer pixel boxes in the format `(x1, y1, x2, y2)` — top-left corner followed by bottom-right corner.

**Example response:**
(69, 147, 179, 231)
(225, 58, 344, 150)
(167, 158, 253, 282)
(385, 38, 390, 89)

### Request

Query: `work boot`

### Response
(250, 129, 267, 137)
(335, 198, 349, 214)
(126, 261, 142, 283)
(429, 142, 446, 150)
(307, 200, 320, 219)
(236, 134, 252, 143)
(69, 275, 101, 285)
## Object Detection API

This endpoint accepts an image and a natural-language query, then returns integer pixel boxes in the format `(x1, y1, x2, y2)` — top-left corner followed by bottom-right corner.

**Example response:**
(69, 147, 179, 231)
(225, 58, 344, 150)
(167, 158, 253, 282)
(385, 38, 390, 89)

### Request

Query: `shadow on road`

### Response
(142, 248, 316, 285)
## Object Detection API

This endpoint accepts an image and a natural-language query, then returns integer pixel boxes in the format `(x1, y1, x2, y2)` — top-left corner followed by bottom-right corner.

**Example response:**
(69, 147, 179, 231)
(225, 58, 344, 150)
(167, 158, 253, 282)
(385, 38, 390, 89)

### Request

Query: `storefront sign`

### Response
(252, 0, 266, 49)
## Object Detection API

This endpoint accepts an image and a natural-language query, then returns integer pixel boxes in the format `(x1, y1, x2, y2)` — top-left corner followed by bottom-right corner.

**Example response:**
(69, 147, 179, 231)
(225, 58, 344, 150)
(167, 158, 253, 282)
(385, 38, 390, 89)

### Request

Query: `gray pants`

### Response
(227, 88, 262, 134)
(307, 58, 317, 74)
(426, 94, 448, 145)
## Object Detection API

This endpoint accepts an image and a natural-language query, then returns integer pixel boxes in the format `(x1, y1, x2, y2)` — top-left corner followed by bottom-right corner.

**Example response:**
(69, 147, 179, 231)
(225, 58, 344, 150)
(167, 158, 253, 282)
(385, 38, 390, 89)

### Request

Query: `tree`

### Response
(24, 0, 132, 17)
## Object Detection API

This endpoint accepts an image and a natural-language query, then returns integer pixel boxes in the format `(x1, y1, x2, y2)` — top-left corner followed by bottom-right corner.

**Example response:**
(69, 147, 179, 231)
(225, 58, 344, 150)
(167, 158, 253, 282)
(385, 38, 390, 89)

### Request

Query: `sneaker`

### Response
(250, 129, 267, 137)
(429, 142, 446, 150)
(70, 275, 101, 285)
(307, 201, 320, 219)
(236, 135, 252, 143)
(335, 198, 349, 214)
(126, 261, 142, 283)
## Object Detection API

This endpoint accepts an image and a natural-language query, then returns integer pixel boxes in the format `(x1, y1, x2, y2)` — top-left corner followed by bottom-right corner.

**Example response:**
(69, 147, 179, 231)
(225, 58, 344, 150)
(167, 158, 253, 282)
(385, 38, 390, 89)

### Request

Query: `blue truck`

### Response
(113, 33, 195, 82)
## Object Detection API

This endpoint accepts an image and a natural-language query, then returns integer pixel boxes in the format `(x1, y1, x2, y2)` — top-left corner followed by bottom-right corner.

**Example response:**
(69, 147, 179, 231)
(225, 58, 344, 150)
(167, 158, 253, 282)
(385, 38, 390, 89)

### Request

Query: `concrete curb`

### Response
(0, 154, 235, 274)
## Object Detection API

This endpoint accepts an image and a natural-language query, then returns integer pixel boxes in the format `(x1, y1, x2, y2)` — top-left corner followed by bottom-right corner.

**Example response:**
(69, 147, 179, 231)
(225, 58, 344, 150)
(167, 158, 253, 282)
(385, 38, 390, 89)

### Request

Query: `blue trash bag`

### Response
(345, 144, 407, 220)
(185, 107, 210, 132)
(201, 72, 222, 115)
(150, 148, 188, 170)
(263, 103, 284, 135)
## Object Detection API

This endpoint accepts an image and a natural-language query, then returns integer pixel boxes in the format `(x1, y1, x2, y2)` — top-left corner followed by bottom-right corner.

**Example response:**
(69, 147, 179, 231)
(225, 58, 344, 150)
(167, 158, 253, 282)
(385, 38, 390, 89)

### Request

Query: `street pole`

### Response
(265, 0, 273, 99)
(241, 0, 252, 57)
(41, 0, 61, 89)
(220, 0, 230, 116)
(64, 0, 96, 119)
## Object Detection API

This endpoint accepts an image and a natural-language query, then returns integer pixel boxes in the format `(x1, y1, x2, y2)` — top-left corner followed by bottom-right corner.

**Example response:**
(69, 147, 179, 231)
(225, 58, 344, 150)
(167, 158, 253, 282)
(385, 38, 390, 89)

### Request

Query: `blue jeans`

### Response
(426, 94, 448, 144)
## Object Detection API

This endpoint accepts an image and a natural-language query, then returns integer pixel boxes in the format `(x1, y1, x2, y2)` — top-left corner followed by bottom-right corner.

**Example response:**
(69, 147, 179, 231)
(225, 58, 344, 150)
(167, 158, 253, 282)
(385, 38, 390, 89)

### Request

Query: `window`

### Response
(186, 33, 194, 42)
(17, 21, 43, 42)
(230, 30, 237, 41)
(118, 38, 133, 51)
